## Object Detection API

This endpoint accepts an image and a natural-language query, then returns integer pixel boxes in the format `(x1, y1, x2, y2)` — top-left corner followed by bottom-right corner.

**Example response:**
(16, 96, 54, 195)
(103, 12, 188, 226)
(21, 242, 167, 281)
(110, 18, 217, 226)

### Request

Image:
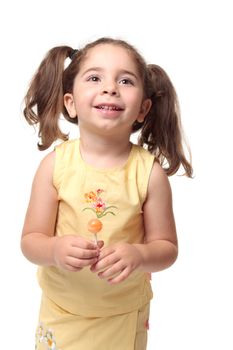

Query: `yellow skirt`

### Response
(35, 294, 150, 350)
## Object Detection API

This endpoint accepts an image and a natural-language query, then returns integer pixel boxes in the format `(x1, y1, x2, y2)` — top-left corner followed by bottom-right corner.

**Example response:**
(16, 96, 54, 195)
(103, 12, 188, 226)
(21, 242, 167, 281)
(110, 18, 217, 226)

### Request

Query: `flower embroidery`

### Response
(83, 189, 117, 218)
(35, 323, 62, 350)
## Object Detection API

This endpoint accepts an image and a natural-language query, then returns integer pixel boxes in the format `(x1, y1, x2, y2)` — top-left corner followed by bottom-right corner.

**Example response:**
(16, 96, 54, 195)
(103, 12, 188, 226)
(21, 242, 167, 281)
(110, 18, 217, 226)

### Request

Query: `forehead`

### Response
(80, 44, 139, 74)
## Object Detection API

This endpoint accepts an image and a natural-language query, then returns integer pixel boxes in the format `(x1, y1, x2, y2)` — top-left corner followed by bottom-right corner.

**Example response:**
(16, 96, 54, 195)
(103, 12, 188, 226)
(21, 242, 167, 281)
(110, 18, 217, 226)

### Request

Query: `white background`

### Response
(1, 0, 232, 348)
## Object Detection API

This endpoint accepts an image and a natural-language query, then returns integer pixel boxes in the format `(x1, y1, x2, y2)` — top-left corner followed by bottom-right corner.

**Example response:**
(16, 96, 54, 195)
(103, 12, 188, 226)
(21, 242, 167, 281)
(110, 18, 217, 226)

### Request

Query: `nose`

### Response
(101, 81, 118, 96)
(102, 89, 117, 96)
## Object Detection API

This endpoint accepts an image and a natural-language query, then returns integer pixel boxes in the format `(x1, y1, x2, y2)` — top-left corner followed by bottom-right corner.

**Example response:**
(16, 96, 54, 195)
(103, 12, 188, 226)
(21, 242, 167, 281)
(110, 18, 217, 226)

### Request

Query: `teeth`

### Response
(98, 105, 120, 111)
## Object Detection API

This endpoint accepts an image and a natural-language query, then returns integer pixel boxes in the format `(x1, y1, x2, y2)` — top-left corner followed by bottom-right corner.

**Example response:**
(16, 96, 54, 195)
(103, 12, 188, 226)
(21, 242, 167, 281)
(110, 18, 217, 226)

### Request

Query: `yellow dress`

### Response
(36, 139, 154, 350)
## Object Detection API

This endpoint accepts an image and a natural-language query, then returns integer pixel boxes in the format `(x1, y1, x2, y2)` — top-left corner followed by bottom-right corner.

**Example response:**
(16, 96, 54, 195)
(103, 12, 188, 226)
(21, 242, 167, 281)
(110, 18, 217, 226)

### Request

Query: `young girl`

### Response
(21, 37, 192, 350)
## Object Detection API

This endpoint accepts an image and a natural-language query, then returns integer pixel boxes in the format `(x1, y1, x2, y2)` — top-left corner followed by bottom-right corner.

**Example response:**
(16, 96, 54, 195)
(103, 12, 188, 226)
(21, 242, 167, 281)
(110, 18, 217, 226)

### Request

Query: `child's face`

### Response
(64, 44, 151, 136)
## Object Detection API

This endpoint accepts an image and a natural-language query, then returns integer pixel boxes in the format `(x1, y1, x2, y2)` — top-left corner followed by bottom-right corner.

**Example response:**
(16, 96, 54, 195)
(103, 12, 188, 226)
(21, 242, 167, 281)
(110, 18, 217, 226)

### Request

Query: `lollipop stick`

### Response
(93, 233, 98, 246)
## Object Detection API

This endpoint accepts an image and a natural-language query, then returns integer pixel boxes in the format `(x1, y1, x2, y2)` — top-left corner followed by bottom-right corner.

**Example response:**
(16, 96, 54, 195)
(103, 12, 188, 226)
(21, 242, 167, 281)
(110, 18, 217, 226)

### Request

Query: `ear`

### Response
(64, 93, 77, 118)
(137, 99, 152, 123)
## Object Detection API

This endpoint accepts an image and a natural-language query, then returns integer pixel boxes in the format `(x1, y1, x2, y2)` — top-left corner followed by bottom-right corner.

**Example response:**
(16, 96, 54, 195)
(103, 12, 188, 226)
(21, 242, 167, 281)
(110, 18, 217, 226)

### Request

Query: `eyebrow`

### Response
(81, 67, 139, 80)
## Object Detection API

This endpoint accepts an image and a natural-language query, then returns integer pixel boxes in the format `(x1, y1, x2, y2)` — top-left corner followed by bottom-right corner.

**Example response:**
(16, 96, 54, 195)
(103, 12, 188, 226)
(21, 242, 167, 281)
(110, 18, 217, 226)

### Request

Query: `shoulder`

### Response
(150, 161, 169, 183)
(53, 139, 78, 168)
(40, 150, 56, 165)
(133, 145, 155, 173)
(132, 144, 171, 194)
(147, 161, 172, 200)
(55, 139, 77, 156)
(34, 151, 56, 186)
(39, 150, 56, 169)
(27, 150, 58, 210)
(134, 144, 154, 160)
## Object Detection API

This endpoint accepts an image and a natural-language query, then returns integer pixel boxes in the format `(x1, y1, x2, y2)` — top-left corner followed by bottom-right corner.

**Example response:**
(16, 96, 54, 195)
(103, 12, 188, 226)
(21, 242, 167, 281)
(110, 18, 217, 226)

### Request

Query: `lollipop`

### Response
(87, 218, 103, 245)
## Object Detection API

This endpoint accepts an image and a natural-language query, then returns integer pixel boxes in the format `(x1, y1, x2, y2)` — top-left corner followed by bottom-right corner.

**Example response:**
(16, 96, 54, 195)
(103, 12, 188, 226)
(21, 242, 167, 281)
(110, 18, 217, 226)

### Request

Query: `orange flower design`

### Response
(84, 191, 97, 203)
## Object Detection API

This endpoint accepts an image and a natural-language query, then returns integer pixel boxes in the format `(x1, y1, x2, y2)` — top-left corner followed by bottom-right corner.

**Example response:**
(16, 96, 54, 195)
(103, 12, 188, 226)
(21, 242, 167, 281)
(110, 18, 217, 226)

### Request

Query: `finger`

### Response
(107, 267, 131, 284)
(97, 240, 104, 249)
(91, 254, 120, 272)
(98, 261, 124, 279)
(71, 238, 97, 250)
(68, 247, 99, 259)
(66, 256, 99, 269)
(98, 247, 115, 260)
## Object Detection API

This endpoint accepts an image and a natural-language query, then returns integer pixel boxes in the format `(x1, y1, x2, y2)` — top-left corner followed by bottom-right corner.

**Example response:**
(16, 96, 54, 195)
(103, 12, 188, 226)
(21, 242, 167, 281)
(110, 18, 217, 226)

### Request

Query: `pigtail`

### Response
(23, 46, 74, 150)
(139, 64, 193, 177)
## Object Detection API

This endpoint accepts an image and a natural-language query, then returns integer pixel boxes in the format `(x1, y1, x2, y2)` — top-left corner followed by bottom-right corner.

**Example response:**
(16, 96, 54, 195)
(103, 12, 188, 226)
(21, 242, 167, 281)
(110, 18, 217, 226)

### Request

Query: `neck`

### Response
(78, 130, 132, 168)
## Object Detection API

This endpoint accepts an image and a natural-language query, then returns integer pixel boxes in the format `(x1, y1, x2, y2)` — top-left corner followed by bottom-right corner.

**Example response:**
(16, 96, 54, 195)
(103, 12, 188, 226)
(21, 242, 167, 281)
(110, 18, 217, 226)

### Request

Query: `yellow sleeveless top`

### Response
(38, 139, 155, 317)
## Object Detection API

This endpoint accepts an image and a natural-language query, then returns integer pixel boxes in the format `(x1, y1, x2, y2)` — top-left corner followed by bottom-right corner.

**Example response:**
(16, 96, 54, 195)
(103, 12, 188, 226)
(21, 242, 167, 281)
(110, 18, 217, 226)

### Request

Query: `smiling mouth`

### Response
(95, 105, 124, 111)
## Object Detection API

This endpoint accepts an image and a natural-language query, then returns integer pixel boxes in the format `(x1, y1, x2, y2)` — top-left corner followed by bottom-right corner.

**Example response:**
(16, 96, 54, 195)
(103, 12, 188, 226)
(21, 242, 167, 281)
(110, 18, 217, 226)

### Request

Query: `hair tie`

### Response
(69, 49, 79, 60)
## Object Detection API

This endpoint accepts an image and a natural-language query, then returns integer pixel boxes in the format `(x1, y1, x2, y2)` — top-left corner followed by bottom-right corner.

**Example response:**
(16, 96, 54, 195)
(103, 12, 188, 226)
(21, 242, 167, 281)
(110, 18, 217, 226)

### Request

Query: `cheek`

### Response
(74, 91, 94, 111)
(79, 88, 97, 104)
(127, 93, 143, 112)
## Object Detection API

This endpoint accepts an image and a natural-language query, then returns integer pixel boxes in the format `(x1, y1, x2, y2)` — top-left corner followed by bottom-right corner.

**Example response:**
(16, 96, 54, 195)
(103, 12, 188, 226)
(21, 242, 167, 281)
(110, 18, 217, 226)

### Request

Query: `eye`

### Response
(119, 78, 134, 85)
(87, 75, 100, 82)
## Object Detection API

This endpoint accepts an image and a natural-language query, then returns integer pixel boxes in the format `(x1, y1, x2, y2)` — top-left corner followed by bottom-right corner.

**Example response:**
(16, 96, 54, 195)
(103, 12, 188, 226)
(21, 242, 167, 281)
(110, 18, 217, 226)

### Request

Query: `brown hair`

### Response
(23, 37, 193, 177)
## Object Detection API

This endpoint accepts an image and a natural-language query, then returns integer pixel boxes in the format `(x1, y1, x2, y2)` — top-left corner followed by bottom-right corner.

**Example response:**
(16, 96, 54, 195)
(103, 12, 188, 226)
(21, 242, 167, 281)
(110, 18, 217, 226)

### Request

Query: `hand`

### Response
(53, 235, 104, 272)
(90, 242, 143, 284)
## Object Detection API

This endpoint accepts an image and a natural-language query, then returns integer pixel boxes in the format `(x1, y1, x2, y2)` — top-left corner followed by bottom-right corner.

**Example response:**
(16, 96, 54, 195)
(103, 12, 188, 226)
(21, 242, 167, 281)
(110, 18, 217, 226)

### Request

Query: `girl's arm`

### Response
(134, 161, 178, 272)
(21, 152, 59, 266)
(21, 152, 99, 271)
